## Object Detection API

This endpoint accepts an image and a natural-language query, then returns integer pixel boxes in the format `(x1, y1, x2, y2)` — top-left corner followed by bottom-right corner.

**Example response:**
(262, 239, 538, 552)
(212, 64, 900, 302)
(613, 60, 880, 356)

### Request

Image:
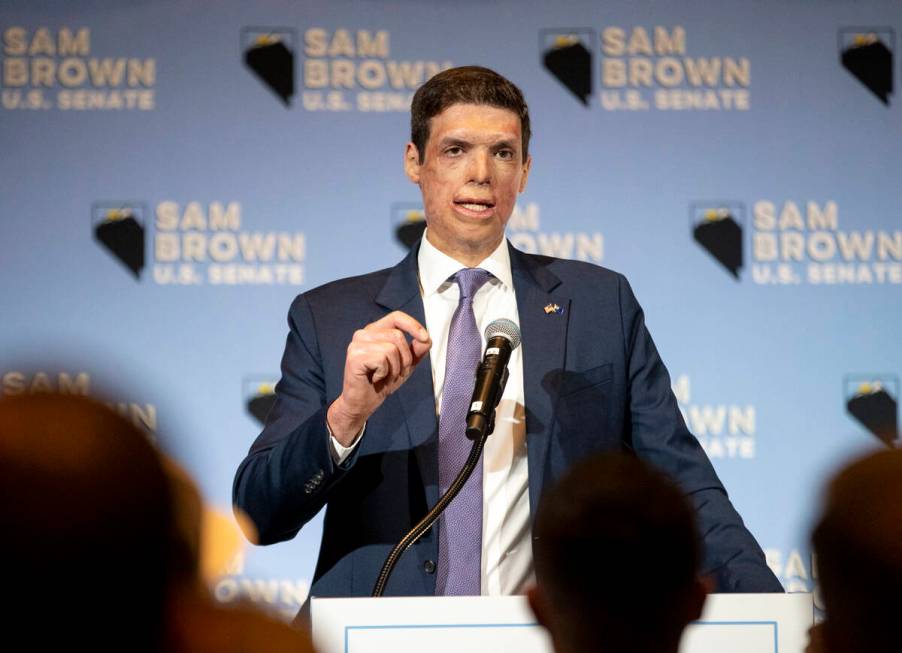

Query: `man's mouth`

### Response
(454, 199, 495, 213)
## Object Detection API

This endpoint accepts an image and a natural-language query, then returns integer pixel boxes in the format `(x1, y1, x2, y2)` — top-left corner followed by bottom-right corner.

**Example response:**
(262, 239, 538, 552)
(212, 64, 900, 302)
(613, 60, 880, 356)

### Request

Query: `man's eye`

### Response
(445, 146, 463, 156)
(496, 149, 514, 160)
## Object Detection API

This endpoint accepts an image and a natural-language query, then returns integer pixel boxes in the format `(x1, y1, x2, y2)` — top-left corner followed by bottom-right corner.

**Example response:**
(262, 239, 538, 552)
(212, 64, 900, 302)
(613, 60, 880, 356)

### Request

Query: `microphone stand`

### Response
(371, 419, 494, 597)
(372, 321, 518, 597)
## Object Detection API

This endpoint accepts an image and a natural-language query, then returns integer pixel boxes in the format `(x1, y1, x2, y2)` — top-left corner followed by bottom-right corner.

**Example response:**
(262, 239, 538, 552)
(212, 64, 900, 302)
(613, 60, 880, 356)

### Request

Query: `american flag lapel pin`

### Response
(544, 303, 563, 315)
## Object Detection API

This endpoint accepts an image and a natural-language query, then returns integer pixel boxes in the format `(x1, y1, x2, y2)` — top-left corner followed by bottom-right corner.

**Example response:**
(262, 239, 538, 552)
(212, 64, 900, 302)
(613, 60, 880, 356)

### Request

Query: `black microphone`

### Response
(466, 319, 522, 440)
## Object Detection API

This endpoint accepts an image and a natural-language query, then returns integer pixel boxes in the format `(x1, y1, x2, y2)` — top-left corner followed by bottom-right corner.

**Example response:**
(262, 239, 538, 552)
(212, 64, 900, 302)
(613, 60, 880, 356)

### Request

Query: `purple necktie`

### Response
(436, 267, 491, 596)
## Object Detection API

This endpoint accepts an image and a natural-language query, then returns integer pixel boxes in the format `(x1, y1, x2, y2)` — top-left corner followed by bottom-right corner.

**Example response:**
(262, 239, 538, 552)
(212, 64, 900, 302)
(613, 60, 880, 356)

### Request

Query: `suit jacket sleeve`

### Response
(617, 274, 783, 592)
(232, 293, 357, 545)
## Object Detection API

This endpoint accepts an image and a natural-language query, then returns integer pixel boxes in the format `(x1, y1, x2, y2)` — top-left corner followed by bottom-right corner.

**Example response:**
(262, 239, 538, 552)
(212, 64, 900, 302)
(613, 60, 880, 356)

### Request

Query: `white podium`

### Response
(312, 593, 812, 653)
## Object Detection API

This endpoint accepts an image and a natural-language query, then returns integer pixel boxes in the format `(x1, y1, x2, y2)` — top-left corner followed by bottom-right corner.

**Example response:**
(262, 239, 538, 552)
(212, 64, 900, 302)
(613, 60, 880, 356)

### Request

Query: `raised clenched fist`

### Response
(326, 311, 431, 446)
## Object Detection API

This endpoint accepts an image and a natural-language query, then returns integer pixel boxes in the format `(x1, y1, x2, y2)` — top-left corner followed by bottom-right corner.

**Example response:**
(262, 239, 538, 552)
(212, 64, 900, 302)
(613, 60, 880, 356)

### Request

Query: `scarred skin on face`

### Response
(404, 103, 532, 267)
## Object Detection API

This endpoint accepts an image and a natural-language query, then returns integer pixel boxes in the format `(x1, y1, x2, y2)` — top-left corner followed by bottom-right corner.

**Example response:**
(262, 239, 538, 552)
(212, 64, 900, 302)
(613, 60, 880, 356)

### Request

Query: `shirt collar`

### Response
(417, 228, 513, 297)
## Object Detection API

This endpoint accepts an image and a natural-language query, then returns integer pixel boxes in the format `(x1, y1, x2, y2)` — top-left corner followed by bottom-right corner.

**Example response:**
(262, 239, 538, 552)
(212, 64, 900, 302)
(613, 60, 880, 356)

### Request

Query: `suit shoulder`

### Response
(524, 252, 627, 287)
(288, 266, 393, 313)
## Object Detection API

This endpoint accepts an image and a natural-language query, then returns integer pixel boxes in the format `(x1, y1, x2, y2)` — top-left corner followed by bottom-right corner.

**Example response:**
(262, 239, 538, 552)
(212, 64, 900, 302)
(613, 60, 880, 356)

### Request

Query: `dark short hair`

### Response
(410, 65, 531, 163)
(0, 393, 173, 651)
(533, 453, 700, 650)
(811, 448, 902, 652)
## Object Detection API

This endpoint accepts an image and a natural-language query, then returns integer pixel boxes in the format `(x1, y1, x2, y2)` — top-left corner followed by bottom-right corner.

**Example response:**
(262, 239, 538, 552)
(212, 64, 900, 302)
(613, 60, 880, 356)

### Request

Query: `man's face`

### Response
(405, 103, 531, 265)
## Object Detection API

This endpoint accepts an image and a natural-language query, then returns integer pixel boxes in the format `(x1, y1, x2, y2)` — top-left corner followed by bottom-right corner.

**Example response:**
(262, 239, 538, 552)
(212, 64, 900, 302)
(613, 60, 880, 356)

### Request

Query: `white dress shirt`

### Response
(331, 231, 533, 595)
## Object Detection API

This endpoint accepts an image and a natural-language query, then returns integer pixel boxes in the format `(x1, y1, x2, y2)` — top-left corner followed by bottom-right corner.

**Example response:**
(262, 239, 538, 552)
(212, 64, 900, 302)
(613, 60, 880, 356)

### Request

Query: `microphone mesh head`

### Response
(484, 319, 521, 350)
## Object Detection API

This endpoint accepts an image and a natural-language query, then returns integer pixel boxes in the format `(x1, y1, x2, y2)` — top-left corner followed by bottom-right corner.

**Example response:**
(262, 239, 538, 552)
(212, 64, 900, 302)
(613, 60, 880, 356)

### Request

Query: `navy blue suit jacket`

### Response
(233, 242, 782, 605)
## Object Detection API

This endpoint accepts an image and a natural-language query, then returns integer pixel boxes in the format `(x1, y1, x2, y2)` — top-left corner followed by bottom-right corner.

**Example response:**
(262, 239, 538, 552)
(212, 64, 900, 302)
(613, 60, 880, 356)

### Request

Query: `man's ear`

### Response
(518, 154, 532, 193)
(404, 143, 421, 183)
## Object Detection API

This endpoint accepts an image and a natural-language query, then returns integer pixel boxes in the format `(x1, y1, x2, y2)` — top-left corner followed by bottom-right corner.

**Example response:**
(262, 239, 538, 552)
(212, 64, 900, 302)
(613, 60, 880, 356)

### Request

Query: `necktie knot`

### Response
(453, 268, 491, 300)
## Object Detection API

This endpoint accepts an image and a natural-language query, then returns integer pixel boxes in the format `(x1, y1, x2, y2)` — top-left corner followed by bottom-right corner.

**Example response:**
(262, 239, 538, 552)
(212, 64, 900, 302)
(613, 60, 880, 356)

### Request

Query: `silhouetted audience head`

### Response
(0, 391, 316, 652)
(163, 456, 205, 586)
(528, 453, 707, 653)
(160, 457, 317, 653)
(0, 393, 172, 651)
(811, 447, 902, 653)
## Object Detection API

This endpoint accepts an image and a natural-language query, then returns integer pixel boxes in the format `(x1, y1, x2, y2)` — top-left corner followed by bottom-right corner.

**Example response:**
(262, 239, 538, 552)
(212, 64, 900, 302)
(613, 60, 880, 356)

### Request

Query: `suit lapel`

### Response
(509, 244, 570, 523)
(374, 244, 440, 508)
(372, 243, 570, 524)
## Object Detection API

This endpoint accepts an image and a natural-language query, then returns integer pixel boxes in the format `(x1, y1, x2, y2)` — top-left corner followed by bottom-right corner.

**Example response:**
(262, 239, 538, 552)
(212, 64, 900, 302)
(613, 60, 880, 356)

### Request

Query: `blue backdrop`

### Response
(2, 0, 900, 619)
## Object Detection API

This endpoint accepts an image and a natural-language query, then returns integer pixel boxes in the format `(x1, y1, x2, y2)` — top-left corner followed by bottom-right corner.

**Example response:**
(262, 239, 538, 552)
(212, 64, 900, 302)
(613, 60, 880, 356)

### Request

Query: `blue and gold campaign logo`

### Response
(540, 29, 594, 106)
(391, 202, 426, 251)
(540, 25, 751, 112)
(93, 199, 306, 286)
(690, 202, 744, 280)
(839, 28, 894, 105)
(239, 26, 452, 113)
(845, 374, 899, 447)
(693, 197, 900, 287)
(242, 27, 296, 106)
(92, 202, 146, 280)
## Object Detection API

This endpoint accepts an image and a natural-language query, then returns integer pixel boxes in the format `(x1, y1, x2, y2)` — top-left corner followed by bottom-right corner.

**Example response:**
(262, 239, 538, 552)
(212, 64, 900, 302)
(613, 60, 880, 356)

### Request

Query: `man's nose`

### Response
(468, 149, 492, 184)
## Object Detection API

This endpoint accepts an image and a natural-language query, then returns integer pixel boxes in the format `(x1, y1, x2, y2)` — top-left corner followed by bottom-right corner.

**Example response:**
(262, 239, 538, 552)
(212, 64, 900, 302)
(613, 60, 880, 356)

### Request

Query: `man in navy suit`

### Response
(233, 66, 782, 611)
